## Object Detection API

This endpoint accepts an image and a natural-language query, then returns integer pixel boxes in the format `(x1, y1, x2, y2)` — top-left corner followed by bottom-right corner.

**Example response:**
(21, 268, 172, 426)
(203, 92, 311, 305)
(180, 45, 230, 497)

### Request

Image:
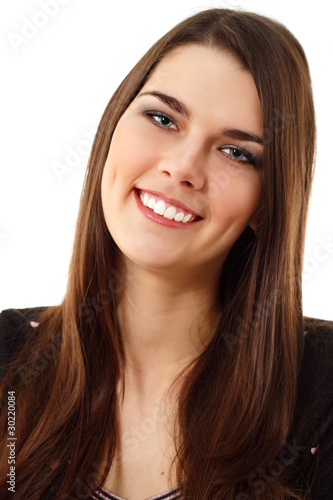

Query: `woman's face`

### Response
(101, 44, 263, 278)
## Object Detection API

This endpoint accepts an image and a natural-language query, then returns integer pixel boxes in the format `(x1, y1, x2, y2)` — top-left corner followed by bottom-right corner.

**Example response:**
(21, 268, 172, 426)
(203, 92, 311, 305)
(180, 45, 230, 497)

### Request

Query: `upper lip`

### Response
(136, 188, 203, 218)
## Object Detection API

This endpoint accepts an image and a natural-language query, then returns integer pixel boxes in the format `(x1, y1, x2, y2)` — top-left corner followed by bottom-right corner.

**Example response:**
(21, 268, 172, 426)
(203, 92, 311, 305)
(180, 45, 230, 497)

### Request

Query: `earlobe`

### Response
(249, 207, 263, 232)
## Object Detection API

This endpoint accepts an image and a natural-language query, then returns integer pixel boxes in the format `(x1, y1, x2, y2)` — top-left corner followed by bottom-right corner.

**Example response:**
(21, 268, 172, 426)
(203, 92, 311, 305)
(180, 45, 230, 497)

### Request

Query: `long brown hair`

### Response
(0, 8, 315, 499)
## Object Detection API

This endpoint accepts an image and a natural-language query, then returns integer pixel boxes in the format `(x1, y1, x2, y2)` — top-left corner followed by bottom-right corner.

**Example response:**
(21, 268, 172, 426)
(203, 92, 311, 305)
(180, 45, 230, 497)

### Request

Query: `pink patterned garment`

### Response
(92, 485, 182, 500)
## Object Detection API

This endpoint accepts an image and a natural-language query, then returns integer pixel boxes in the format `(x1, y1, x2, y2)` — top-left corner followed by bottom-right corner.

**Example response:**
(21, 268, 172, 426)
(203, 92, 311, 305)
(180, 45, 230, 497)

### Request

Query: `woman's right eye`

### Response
(144, 111, 179, 131)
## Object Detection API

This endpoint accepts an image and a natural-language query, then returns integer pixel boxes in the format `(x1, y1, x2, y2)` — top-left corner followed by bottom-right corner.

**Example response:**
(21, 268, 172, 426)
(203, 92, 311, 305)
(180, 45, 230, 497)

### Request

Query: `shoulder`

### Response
(303, 316, 333, 358)
(0, 307, 48, 379)
(300, 317, 333, 393)
(287, 317, 333, 498)
(298, 317, 333, 414)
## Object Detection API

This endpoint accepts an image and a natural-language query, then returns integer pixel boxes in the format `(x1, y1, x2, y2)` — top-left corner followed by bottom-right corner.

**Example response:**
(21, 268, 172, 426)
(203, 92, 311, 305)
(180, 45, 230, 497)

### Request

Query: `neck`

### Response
(116, 257, 221, 402)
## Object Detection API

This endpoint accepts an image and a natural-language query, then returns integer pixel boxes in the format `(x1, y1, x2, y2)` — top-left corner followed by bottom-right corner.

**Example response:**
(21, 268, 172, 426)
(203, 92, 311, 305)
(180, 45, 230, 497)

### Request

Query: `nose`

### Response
(157, 139, 206, 190)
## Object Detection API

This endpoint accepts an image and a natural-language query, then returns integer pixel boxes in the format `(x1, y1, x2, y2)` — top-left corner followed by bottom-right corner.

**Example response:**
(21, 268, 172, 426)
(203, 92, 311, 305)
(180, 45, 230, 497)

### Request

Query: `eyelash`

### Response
(143, 110, 256, 166)
(144, 110, 179, 130)
(220, 146, 256, 166)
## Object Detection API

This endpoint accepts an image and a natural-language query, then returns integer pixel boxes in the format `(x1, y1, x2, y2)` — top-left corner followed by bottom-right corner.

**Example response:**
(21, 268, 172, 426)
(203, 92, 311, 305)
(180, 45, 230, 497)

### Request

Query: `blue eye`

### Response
(145, 111, 178, 130)
(223, 147, 245, 160)
(220, 146, 255, 165)
(154, 115, 173, 127)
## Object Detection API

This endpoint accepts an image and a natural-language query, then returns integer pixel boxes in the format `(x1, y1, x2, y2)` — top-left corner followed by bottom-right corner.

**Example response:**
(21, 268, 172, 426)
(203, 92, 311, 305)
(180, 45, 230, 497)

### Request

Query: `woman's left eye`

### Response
(220, 146, 255, 165)
(144, 111, 178, 130)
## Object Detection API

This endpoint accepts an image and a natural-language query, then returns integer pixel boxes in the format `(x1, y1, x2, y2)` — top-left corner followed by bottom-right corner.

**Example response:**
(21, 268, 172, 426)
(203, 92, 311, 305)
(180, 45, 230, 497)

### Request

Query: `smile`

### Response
(134, 188, 203, 227)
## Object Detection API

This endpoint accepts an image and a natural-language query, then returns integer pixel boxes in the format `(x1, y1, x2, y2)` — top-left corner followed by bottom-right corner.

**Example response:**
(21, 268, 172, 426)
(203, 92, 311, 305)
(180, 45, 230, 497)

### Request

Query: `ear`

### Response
(249, 207, 263, 231)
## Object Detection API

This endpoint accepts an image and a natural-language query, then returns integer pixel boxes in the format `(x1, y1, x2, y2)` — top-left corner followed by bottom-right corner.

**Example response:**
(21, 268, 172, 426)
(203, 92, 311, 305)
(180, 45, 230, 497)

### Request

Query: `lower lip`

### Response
(134, 189, 202, 229)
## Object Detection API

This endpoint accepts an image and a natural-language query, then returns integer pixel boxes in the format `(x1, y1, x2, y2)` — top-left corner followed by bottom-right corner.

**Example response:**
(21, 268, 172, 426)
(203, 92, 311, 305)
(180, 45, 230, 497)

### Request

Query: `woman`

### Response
(0, 7, 332, 500)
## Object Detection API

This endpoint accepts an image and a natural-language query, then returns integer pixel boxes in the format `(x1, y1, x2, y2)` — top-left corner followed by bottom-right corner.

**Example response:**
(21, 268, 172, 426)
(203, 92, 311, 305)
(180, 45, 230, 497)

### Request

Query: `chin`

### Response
(124, 248, 186, 272)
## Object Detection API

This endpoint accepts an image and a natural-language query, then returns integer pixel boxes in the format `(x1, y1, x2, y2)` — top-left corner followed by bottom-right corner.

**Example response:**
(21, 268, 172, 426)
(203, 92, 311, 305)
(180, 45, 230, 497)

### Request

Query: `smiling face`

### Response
(101, 44, 263, 279)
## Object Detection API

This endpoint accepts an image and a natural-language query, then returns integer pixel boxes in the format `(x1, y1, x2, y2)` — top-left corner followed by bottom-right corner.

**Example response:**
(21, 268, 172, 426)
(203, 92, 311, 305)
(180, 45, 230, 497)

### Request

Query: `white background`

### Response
(0, 0, 332, 319)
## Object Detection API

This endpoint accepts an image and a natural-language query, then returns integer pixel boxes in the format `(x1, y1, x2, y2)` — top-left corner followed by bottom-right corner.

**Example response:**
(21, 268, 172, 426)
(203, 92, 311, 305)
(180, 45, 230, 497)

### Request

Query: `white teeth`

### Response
(154, 200, 166, 215)
(147, 197, 156, 209)
(143, 193, 149, 206)
(138, 190, 198, 223)
(174, 212, 184, 222)
(163, 206, 177, 220)
(182, 214, 192, 223)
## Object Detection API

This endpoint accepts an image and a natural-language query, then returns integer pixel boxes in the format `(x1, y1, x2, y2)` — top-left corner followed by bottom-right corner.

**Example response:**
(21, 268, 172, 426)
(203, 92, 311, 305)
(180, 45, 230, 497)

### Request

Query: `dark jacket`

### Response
(1, 307, 332, 499)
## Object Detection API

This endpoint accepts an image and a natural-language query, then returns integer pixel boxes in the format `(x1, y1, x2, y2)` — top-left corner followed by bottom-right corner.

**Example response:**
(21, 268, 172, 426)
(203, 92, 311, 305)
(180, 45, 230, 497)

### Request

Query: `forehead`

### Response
(152, 43, 246, 75)
(140, 44, 262, 133)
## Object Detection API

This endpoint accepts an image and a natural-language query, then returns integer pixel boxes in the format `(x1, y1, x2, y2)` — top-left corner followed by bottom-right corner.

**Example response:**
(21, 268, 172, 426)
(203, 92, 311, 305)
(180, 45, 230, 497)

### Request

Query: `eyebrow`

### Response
(138, 90, 263, 146)
(138, 91, 191, 119)
(221, 128, 263, 146)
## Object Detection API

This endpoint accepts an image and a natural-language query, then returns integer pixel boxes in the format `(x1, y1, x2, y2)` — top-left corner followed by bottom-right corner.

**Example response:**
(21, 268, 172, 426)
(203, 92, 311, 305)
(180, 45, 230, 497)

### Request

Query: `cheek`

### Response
(104, 117, 159, 185)
(211, 169, 262, 226)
